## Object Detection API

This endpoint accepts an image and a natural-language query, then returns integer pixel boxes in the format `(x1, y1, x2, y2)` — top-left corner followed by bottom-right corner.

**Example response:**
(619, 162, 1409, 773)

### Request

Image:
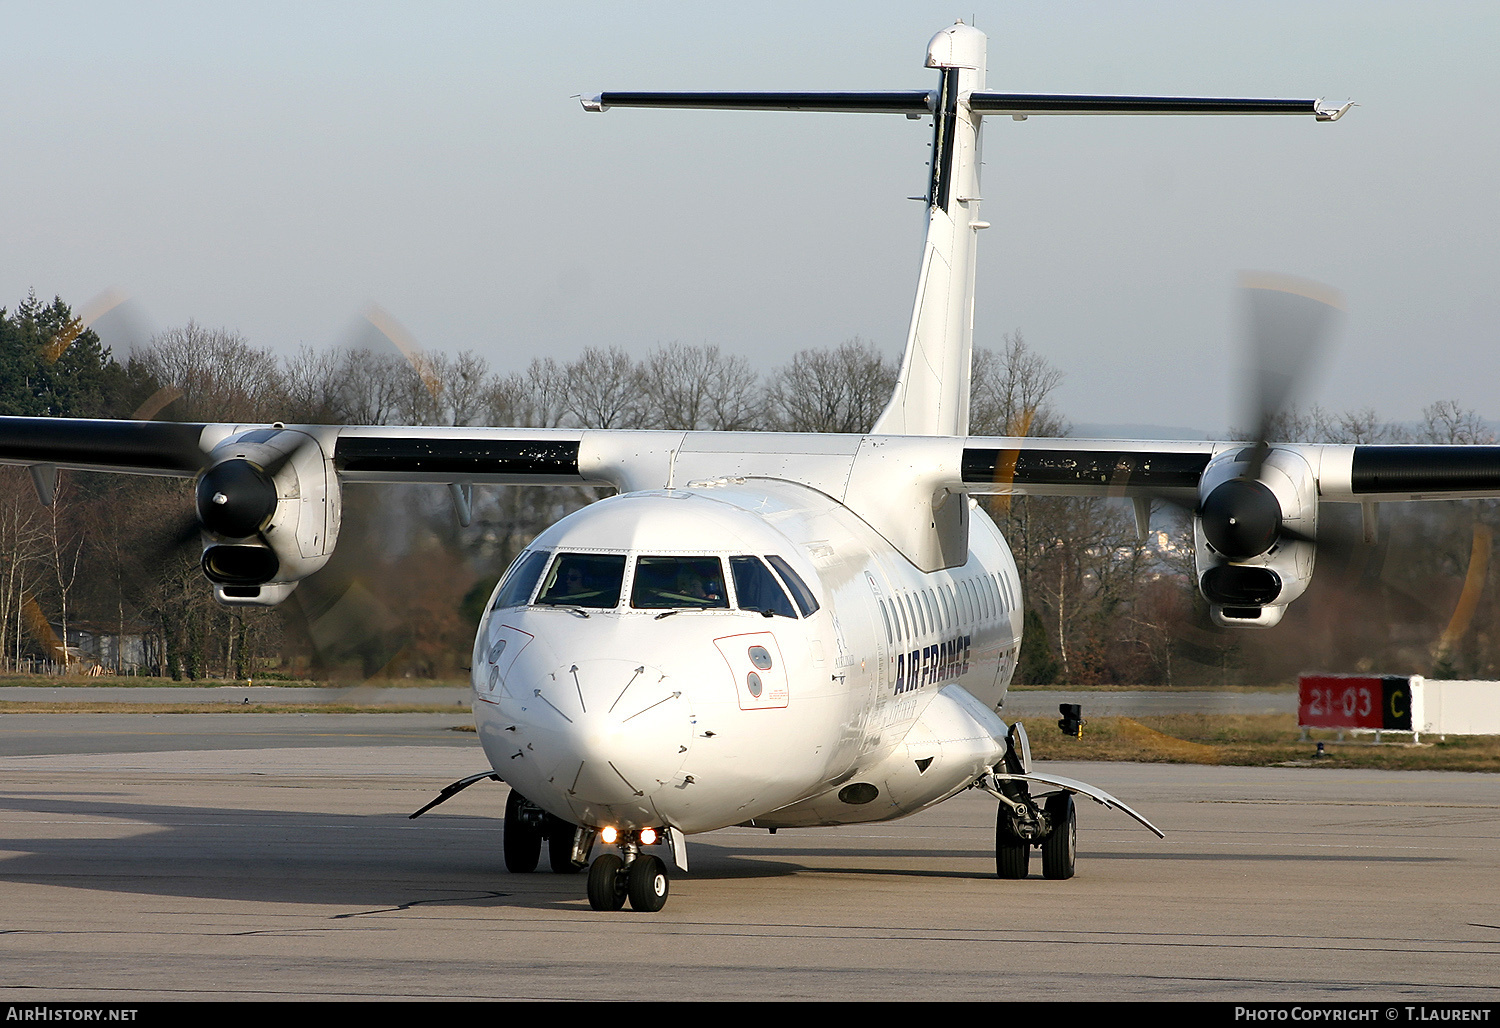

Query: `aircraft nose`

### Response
(519, 658, 693, 823)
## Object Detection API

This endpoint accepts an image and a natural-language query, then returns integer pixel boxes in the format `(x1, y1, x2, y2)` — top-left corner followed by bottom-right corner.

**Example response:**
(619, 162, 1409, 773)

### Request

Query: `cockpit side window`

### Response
(535, 552, 627, 608)
(491, 549, 549, 610)
(730, 556, 797, 618)
(631, 556, 729, 610)
(765, 554, 820, 617)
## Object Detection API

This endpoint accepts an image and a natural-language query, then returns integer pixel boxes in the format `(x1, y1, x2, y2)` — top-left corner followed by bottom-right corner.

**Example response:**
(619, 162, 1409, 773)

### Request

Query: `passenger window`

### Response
(492, 549, 549, 609)
(730, 556, 797, 618)
(631, 556, 729, 609)
(535, 553, 626, 608)
(878, 600, 893, 645)
(766, 555, 820, 617)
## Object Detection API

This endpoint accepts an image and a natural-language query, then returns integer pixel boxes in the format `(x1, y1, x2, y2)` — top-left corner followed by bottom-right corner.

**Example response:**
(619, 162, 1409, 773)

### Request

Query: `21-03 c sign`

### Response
(1298, 674, 1412, 730)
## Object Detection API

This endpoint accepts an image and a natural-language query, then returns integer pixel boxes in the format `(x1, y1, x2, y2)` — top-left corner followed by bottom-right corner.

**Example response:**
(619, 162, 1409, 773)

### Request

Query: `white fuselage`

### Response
(471, 479, 1022, 835)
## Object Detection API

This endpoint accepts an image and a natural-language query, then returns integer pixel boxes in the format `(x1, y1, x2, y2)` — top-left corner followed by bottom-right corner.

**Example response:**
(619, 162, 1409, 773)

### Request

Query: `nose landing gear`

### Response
(586, 830, 671, 912)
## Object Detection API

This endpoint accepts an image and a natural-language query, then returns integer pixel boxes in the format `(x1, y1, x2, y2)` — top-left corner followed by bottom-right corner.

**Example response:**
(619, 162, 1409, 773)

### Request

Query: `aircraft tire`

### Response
(995, 808, 1030, 880)
(587, 854, 627, 911)
(547, 816, 580, 873)
(626, 855, 670, 912)
(1041, 792, 1077, 880)
(503, 790, 541, 873)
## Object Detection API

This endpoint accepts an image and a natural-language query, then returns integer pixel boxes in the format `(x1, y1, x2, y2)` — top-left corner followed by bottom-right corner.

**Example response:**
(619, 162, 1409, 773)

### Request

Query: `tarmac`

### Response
(0, 711, 1494, 1002)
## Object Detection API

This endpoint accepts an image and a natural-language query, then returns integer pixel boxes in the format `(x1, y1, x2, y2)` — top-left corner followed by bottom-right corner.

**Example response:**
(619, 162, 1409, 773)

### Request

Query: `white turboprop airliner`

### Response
(4, 23, 1491, 913)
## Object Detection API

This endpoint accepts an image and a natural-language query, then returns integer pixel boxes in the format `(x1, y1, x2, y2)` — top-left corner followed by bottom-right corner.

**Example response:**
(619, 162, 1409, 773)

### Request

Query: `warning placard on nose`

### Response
(714, 632, 789, 710)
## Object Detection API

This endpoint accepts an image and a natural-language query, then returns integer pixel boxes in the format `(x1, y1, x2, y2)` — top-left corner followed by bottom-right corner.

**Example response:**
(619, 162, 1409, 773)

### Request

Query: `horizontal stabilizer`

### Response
(583, 91, 933, 114)
(969, 92, 1349, 120)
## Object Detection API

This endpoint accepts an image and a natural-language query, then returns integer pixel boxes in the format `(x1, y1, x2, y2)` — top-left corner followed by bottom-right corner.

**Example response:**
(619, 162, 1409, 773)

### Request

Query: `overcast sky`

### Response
(5, 1, 1497, 436)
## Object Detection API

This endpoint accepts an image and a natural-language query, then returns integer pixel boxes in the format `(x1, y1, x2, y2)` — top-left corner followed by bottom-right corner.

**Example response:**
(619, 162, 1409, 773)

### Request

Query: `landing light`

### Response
(600, 826, 618, 844)
(639, 827, 658, 846)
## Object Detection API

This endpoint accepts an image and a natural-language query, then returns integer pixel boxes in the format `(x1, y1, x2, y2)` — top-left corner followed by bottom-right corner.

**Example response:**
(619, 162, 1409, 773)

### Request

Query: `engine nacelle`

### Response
(1193, 446, 1317, 628)
(195, 428, 342, 607)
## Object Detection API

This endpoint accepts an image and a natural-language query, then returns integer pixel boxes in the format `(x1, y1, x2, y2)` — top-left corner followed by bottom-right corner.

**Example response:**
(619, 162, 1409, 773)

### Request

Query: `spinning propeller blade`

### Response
(1239, 273, 1344, 481)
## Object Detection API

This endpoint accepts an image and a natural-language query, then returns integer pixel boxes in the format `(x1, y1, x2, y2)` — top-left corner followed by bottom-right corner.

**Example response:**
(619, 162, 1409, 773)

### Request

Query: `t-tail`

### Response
(583, 20, 1349, 440)
(871, 22, 987, 438)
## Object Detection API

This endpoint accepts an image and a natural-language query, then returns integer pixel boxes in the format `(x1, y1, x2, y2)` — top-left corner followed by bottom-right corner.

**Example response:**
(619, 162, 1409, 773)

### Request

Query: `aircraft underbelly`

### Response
(746, 684, 1007, 829)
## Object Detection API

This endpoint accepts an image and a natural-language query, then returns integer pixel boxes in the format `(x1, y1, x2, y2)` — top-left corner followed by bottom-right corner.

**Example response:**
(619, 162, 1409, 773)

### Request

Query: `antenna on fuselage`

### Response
(582, 22, 1346, 439)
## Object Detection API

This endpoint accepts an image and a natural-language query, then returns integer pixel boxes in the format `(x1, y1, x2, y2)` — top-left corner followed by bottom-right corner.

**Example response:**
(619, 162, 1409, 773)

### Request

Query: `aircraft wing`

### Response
(0, 417, 212, 477)
(0, 417, 605, 486)
(956, 437, 1500, 503)
(581, 91, 1352, 122)
(967, 93, 1351, 121)
(582, 91, 934, 114)
(9, 416, 1500, 502)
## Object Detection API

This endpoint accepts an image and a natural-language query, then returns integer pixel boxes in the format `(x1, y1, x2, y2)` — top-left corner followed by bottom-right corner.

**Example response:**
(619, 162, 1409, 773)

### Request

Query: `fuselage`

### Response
(471, 478, 1023, 835)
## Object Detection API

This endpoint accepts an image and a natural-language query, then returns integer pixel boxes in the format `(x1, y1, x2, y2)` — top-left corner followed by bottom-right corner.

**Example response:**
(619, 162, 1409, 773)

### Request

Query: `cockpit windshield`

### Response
(535, 553, 627, 609)
(631, 556, 729, 609)
(766, 554, 820, 616)
(491, 549, 549, 610)
(729, 555, 797, 618)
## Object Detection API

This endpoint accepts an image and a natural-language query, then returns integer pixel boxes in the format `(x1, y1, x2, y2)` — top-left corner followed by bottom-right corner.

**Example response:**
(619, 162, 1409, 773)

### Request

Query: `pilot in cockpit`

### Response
(561, 565, 589, 597)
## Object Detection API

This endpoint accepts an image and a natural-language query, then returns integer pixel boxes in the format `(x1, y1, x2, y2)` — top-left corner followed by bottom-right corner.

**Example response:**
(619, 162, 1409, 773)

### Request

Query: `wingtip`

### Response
(1315, 100, 1355, 122)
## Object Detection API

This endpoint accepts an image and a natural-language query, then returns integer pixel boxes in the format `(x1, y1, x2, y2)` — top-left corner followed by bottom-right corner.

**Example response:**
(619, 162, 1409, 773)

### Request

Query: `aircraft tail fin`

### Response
(870, 22, 988, 438)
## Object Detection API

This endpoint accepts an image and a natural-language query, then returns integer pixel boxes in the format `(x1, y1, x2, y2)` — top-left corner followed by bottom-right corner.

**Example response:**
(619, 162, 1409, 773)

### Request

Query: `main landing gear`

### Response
(995, 789, 1076, 880)
(586, 828, 670, 912)
(503, 790, 588, 874)
(991, 722, 1077, 881)
(983, 722, 1162, 879)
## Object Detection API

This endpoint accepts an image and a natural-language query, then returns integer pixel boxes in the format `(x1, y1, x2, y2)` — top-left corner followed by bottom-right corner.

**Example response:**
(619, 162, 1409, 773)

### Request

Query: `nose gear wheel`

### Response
(587, 854, 627, 910)
(626, 855, 669, 912)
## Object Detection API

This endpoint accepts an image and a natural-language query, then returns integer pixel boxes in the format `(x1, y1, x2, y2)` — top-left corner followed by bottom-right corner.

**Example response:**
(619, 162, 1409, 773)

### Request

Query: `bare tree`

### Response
(970, 332, 1067, 438)
(635, 342, 761, 431)
(1262, 405, 1408, 444)
(435, 350, 492, 427)
(565, 346, 645, 429)
(1421, 400, 1494, 445)
(390, 350, 445, 426)
(280, 346, 346, 424)
(336, 349, 411, 425)
(762, 337, 896, 433)
(0, 469, 47, 668)
(134, 322, 283, 422)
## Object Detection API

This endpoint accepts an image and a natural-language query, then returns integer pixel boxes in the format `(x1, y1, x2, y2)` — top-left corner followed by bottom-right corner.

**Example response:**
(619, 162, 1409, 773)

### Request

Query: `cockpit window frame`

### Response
(765, 554, 820, 618)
